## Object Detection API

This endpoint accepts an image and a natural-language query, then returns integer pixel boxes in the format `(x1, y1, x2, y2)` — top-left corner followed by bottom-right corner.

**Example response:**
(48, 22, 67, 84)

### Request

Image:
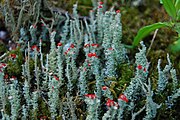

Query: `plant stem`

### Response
(146, 29, 159, 56)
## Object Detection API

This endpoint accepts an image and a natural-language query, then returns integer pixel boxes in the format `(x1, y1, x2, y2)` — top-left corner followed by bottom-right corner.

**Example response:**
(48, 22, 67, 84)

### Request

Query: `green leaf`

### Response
(133, 22, 171, 47)
(175, 0, 180, 11)
(170, 38, 180, 52)
(162, 0, 177, 19)
(177, 9, 180, 20)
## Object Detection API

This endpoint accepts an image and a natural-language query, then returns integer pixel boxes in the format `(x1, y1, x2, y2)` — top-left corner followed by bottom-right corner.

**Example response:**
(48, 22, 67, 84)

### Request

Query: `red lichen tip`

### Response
(84, 44, 90, 48)
(10, 54, 16, 59)
(99, 1, 103, 5)
(98, 5, 103, 9)
(84, 94, 96, 99)
(40, 116, 47, 120)
(118, 94, 128, 103)
(106, 99, 116, 107)
(32, 24, 36, 28)
(102, 86, 108, 90)
(10, 76, 17, 80)
(4, 74, 8, 79)
(54, 76, 59, 81)
(88, 52, 98, 58)
(67, 48, 71, 51)
(108, 47, 113, 50)
(64, 51, 68, 55)
(31, 45, 39, 51)
(1, 63, 7, 67)
(143, 68, 146, 72)
(91, 43, 99, 47)
(57, 42, 63, 46)
(88, 53, 93, 58)
(70, 44, 75, 48)
(116, 10, 121, 13)
(137, 65, 143, 70)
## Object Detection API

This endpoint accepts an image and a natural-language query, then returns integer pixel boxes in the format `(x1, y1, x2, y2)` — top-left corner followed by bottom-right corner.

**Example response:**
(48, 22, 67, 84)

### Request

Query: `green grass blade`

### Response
(133, 22, 170, 47)
(162, 0, 177, 19)
(177, 10, 180, 20)
(175, 0, 180, 11)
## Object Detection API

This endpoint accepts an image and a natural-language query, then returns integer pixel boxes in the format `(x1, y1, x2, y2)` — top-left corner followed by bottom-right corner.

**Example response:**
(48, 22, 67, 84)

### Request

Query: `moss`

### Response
(6, 48, 23, 78)
(0, 42, 7, 54)
(116, 63, 134, 93)
(38, 98, 51, 119)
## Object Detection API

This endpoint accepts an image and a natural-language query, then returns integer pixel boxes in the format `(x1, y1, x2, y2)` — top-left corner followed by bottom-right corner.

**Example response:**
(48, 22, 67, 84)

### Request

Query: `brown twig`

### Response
(146, 29, 159, 56)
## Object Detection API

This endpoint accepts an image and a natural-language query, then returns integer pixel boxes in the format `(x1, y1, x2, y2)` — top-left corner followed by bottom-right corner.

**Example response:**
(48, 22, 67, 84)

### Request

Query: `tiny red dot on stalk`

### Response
(99, 1, 103, 5)
(57, 42, 63, 46)
(84, 44, 90, 48)
(91, 43, 99, 47)
(10, 54, 16, 59)
(12, 76, 16, 79)
(98, 5, 103, 8)
(4, 74, 8, 79)
(31, 45, 39, 51)
(1, 63, 7, 67)
(54, 76, 59, 81)
(118, 94, 128, 103)
(108, 47, 113, 50)
(143, 68, 146, 72)
(64, 51, 68, 55)
(32, 24, 36, 28)
(84, 94, 96, 99)
(92, 53, 97, 57)
(70, 44, 75, 48)
(106, 99, 116, 107)
(137, 65, 142, 70)
(116, 10, 121, 13)
(102, 86, 108, 90)
(88, 53, 93, 58)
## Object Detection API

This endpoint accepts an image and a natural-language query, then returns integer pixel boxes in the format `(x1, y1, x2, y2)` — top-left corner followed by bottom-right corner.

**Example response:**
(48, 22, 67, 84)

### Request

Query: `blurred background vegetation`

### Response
(45, 0, 179, 73)
(0, 0, 179, 72)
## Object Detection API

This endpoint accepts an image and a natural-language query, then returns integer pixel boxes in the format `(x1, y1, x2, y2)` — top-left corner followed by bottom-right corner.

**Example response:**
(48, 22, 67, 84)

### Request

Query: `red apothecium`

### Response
(84, 94, 96, 99)
(118, 94, 128, 103)
(57, 42, 63, 46)
(102, 86, 108, 90)
(137, 65, 142, 70)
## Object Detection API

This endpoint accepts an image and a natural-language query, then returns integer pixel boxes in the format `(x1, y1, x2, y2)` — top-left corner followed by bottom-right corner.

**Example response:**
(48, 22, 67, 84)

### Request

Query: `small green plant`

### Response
(132, 0, 180, 52)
